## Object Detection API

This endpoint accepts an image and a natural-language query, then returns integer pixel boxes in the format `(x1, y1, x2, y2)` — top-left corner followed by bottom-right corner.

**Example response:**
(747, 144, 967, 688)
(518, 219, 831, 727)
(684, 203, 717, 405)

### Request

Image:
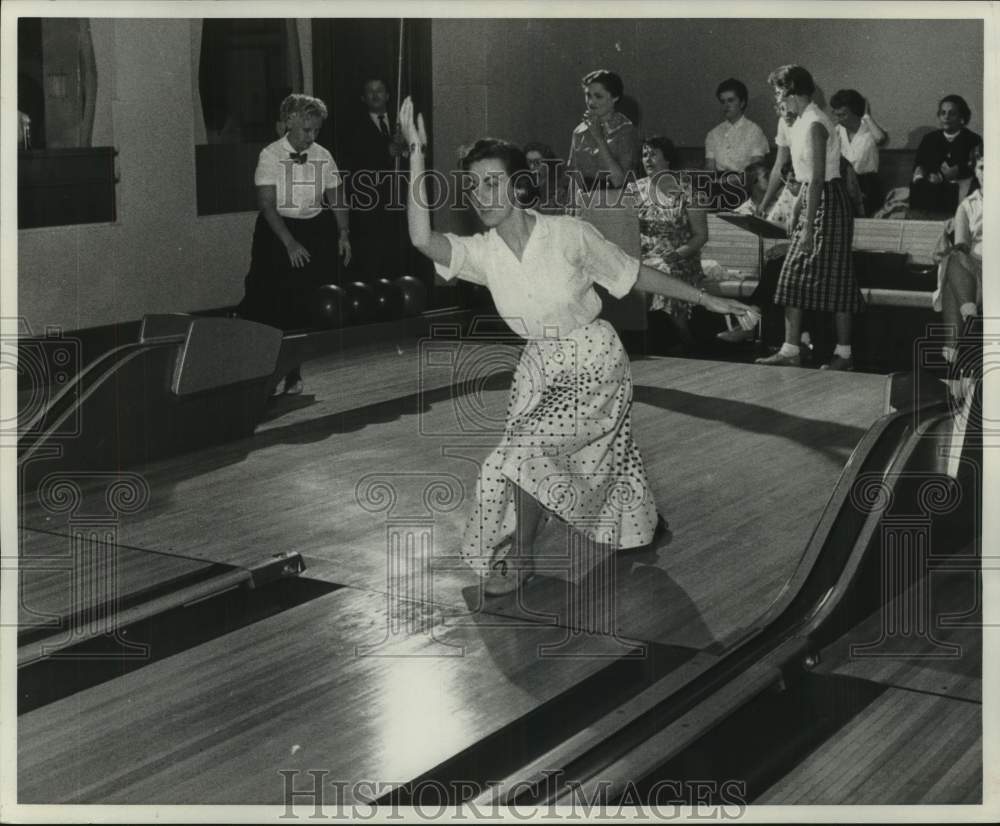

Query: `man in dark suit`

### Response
(344, 77, 409, 283)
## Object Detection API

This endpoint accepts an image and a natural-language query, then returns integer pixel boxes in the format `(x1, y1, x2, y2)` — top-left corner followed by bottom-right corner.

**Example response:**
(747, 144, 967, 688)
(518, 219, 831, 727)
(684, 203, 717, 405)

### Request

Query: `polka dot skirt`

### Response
(462, 319, 659, 573)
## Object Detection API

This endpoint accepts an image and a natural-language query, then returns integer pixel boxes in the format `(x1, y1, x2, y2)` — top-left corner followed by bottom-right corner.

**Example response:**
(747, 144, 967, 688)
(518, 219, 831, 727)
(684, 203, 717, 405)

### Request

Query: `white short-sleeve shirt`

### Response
(836, 123, 879, 174)
(704, 116, 770, 173)
(955, 189, 983, 260)
(255, 137, 341, 219)
(434, 211, 640, 340)
(788, 102, 842, 183)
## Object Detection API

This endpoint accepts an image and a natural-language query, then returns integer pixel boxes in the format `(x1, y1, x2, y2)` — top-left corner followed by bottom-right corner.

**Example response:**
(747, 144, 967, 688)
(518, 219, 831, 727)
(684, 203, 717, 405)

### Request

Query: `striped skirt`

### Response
(460, 319, 659, 573)
(774, 179, 863, 313)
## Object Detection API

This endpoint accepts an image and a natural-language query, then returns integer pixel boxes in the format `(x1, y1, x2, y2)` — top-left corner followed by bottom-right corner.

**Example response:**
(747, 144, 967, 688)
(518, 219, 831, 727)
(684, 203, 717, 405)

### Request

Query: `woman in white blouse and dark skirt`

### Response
(830, 89, 888, 217)
(398, 97, 752, 596)
(755, 65, 862, 371)
(239, 94, 351, 395)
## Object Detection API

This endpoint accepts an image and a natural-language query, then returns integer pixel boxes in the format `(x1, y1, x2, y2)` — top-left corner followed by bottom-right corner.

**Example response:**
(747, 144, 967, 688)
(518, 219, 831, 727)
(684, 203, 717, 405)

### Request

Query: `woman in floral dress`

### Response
(631, 135, 708, 350)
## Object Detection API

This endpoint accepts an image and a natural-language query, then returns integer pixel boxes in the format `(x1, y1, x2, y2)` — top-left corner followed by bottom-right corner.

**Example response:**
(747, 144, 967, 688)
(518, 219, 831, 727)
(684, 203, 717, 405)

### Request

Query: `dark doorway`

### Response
(312, 19, 439, 302)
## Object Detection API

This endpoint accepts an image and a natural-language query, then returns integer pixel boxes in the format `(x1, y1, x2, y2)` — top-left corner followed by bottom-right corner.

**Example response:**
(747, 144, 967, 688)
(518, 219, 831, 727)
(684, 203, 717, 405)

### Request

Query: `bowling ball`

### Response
(394, 275, 427, 317)
(373, 277, 404, 321)
(311, 284, 347, 329)
(345, 281, 377, 326)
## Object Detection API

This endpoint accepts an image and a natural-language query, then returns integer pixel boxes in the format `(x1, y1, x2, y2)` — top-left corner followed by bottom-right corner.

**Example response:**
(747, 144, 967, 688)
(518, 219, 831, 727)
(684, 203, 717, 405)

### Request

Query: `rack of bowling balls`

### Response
(308, 275, 427, 329)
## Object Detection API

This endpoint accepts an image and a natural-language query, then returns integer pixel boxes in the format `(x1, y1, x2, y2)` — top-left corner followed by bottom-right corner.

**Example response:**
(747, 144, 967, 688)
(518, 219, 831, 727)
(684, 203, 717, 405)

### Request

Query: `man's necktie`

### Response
(289, 151, 307, 165)
(378, 116, 390, 138)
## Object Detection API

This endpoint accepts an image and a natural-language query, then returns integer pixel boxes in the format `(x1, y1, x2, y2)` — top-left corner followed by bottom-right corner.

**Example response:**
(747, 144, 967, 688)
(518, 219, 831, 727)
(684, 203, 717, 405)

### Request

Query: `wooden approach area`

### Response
(21, 342, 949, 805)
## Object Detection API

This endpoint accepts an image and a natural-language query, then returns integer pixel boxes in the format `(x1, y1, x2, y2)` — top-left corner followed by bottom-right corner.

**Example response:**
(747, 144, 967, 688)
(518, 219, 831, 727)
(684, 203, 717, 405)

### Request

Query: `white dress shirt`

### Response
(705, 116, 770, 172)
(254, 137, 341, 219)
(836, 122, 879, 174)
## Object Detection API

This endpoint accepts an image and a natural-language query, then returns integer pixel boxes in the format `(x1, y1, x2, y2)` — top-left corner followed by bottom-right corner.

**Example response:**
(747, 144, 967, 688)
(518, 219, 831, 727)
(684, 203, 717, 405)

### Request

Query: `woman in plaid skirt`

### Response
(755, 65, 862, 371)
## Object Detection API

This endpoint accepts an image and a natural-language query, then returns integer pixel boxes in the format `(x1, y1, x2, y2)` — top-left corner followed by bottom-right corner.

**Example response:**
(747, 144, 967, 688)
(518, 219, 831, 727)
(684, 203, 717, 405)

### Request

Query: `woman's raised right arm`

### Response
(401, 97, 453, 267)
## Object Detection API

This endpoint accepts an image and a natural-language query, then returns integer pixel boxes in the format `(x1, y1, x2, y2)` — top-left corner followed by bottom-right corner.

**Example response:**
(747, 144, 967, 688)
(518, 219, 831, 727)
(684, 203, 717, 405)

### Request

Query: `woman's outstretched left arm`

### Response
(636, 264, 757, 326)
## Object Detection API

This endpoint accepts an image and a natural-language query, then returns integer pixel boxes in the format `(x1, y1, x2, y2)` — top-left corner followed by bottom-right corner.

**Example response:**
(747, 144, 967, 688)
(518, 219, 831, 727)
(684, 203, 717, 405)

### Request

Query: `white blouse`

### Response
(788, 102, 841, 183)
(955, 189, 983, 260)
(435, 210, 640, 340)
(254, 137, 341, 219)
(836, 122, 879, 175)
(704, 116, 771, 173)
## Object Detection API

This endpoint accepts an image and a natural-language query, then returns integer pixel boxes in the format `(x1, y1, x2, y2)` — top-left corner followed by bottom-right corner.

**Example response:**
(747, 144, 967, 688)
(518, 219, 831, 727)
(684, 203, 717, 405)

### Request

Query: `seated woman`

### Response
(630, 135, 709, 351)
(935, 143, 983, 380)
(704, 78, 770, 173)
(566, 69, 639, 197)
(911, 95, 983, 217)
(704, 77, 770, 205)
(718, 162, 802, 344)
(830, 89, 888, 217)
(523, 141, 568, 215)
(733, 161, 782, 217)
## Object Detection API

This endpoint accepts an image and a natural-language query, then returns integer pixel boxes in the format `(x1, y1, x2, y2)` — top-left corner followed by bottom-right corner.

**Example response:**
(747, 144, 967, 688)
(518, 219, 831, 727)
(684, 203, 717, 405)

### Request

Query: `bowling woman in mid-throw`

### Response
(399, 98, 756, 595)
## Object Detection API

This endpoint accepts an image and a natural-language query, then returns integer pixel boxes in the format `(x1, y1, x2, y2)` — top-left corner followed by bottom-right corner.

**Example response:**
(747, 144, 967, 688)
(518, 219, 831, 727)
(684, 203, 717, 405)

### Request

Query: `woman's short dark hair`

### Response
(767, 65, 816, 98)
(939, 94, 972, 125)
(830, 89, 866, 118)
(523, 141, 558, 160)
(642, 135, 678, 170)
(460, 138, 538, 206)
(716, 78, 749, 107)
(582, 69, 624, 99)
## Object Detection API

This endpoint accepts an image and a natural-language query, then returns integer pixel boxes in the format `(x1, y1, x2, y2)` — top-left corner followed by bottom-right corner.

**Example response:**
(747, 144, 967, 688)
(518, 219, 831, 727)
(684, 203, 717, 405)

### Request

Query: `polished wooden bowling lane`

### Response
(758, 567, 981, 803)
(20, 586, 707, 804)
(18, 350, 892, 803)
(20, 354, 886, 639)
(18, 528, 219, 665)
(761, 689, 980, 804)
(255, 330, 471, 432)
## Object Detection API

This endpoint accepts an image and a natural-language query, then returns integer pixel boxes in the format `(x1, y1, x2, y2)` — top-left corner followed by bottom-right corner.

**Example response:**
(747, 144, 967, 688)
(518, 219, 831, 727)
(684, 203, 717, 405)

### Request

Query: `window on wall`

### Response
(18, 18, 46, 149)
(195, 19, 302, 214)
(18, 17, 116, 229)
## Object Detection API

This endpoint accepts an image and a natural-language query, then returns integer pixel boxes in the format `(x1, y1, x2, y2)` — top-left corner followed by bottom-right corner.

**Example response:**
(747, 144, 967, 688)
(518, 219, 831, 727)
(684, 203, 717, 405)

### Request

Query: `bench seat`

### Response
(701, 216, 946, 311)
